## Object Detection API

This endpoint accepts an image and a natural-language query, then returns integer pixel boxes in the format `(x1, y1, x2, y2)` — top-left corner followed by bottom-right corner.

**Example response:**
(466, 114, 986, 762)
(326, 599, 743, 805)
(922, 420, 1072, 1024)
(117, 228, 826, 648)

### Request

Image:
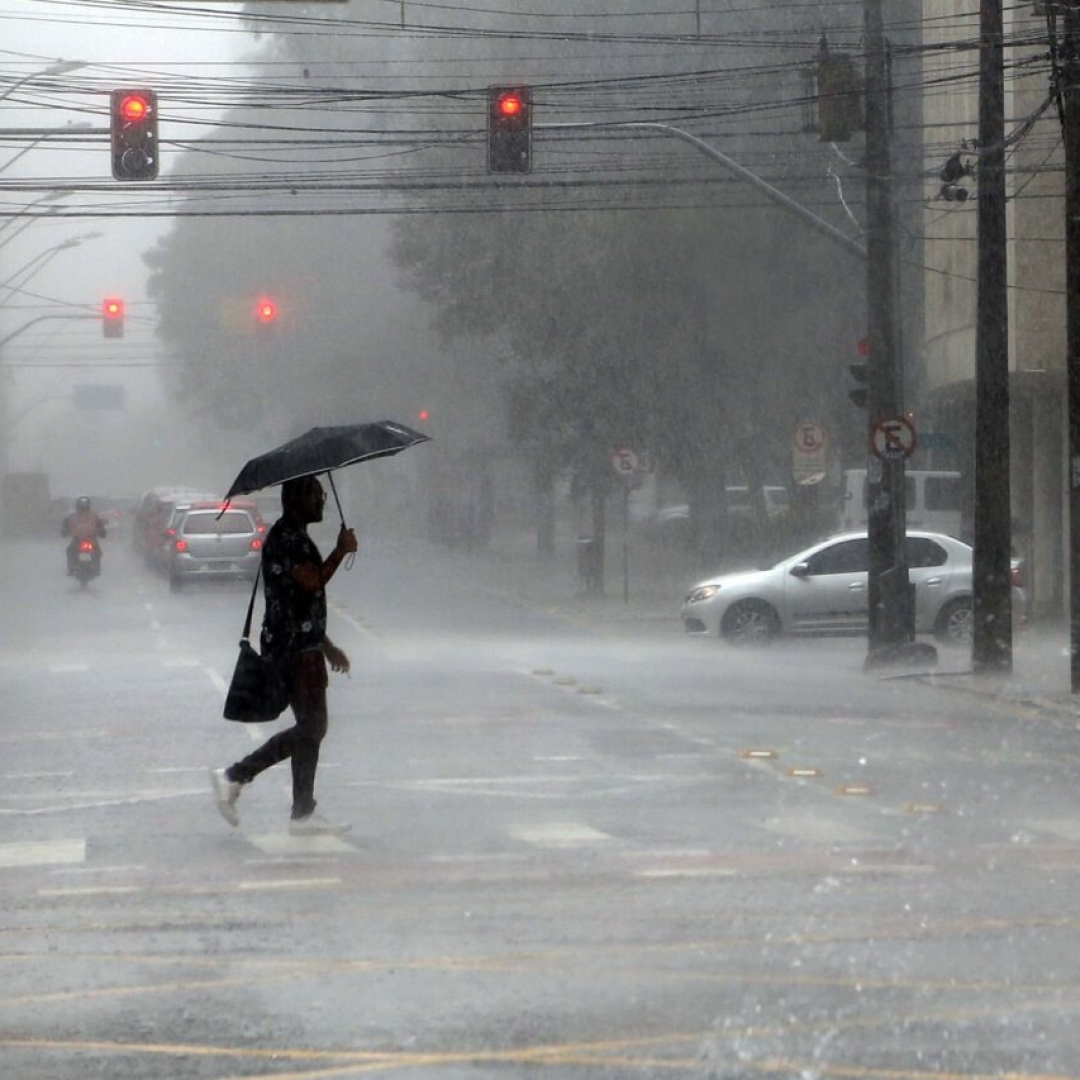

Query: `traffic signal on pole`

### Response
(102, 297, 124, 338)
(487, 85, 532, 174)
(847, 338, 870, 407)
(110, 89, 159, 181)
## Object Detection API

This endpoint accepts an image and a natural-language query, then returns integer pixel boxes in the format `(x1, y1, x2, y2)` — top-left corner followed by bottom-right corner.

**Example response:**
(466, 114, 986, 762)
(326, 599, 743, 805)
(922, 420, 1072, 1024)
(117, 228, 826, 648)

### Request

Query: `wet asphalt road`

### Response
(3, 530, 1080, 1079)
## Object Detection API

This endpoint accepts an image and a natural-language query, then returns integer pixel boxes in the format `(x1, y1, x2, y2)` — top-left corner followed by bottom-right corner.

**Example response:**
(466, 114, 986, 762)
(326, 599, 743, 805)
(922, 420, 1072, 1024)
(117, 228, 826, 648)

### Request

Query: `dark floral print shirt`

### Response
(260, 516, 326, 656)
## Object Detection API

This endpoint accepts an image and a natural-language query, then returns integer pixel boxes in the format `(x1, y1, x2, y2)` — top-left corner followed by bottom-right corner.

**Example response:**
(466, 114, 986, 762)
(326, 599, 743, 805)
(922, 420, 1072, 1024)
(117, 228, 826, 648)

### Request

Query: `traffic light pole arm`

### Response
(0, 313, 94, 354)
(541, 121, 867, 261)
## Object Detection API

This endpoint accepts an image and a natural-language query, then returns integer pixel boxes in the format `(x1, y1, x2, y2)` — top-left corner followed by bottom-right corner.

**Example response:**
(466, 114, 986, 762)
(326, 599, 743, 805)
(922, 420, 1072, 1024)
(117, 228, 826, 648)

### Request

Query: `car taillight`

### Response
(175, 539, 188, 552)
(250, 538, 263, 551)
(78, 539, 94, 553)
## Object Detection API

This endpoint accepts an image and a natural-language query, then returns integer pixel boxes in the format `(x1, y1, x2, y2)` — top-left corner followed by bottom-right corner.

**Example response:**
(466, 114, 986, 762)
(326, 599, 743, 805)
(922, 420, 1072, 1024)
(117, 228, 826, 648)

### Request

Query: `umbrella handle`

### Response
(326, 472, 356, 571)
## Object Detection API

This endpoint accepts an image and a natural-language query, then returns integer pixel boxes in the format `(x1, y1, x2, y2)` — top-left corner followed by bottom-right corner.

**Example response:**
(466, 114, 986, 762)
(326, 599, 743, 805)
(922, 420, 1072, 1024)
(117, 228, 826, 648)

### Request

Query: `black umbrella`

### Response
(223, 421, 430, 523)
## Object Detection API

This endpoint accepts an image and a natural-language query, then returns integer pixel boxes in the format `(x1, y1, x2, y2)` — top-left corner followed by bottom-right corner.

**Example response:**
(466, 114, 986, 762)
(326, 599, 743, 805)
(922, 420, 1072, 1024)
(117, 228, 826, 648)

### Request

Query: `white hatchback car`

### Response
(680, 531, 979, 644)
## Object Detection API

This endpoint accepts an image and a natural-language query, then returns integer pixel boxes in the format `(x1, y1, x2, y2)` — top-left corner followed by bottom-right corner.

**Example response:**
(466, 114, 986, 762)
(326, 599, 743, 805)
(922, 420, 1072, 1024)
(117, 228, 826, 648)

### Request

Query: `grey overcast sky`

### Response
(1, 0, 254, 492)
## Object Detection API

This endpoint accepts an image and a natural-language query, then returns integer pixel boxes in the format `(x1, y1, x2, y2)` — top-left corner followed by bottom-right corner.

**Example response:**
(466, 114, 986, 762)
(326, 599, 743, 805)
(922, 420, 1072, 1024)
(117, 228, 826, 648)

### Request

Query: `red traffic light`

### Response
(120, 94, 149, 122)
(256, 297, 278, 323)
(418, 409, 430, 422)
(497, 93, 522, 118)
(102, 297, 124, 338)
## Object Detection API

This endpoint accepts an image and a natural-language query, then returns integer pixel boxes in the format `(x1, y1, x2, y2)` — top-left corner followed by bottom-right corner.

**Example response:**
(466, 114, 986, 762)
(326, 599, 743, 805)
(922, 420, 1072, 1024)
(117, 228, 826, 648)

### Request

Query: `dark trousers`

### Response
(227, 650, 328, 819)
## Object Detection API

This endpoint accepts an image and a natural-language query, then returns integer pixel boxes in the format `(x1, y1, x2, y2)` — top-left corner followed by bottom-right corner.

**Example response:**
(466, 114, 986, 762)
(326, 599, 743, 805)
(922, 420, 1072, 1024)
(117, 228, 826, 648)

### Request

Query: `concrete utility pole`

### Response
(863, 0, 912, 660)
(1064, 0, 1080, 689)
(972, 0, 1012, 672)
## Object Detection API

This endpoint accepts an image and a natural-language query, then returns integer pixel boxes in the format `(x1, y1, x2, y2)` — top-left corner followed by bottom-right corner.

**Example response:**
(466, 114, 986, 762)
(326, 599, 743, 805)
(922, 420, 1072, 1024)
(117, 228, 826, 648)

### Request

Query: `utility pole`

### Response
(863, 0, 912, 661)
(1064, 0, 1080, 689)
(972, 0, 1012, 672)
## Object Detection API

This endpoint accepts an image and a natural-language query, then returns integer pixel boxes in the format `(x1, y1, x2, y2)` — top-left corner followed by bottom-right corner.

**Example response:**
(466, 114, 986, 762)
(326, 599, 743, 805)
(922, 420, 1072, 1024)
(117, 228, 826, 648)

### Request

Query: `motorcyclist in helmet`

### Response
(62, 496, 107, 575)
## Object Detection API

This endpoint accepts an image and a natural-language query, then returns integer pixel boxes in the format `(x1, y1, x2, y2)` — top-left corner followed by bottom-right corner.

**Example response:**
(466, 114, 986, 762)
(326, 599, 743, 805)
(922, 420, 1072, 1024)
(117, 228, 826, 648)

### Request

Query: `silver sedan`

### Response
(680, 531, 979, 644)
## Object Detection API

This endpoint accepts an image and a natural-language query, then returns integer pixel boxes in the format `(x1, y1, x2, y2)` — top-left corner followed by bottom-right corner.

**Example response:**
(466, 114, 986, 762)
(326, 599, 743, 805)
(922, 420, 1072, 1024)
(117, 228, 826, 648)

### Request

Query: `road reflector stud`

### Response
(836, 784, 874, 796)
(532, 669, 555, 676)
(789, 768, 823, 778)
(905, 802, 945, 814)
(553, 677, 577, 686)
(577, 686, 602, 695)
(741, 749, 777, 760)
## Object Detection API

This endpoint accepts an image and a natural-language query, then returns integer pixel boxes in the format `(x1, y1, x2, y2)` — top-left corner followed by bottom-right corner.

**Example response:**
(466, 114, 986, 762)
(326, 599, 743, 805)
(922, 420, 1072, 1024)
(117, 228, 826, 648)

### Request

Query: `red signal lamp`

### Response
(256, 297, 278, 324)
(120, 94, 149, 122)
(418, 409, 430, 422)
(497, 93, 522, 118)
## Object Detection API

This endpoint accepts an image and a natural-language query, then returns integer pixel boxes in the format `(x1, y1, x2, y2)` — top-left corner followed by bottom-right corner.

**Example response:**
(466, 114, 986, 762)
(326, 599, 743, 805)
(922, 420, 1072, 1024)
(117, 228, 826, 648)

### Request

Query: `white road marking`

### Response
(0, 788, 205, 816)
(0, 839, 86, 868)
(38, 885, 143, 898)
(203, 666, 228, 694)
(510, 823, 613, 847)
(247, 833, 355, 856)
(236, 877, 341, 891)
(635, 867, 739, 879)
(2, 771, 75, 780)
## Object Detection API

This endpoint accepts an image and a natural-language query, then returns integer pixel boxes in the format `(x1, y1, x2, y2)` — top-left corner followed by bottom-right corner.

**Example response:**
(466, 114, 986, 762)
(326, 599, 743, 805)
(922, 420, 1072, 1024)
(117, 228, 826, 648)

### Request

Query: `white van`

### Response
(840, 469, 964, 538)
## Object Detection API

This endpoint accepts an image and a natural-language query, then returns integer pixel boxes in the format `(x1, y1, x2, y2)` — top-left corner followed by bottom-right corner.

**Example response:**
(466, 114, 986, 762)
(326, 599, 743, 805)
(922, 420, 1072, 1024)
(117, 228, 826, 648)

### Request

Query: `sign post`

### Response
(611, 448, 642, 604)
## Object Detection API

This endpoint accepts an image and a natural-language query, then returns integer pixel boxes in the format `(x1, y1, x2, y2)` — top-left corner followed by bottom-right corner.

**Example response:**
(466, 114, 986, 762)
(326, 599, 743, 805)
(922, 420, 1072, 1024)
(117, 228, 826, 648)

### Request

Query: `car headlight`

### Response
(686, 584, 720, 603)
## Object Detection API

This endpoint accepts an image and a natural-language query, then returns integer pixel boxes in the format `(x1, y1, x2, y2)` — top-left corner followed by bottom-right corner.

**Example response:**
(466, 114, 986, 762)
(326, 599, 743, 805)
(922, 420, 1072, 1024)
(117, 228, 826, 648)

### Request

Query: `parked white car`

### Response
(680, 531, 988, 645)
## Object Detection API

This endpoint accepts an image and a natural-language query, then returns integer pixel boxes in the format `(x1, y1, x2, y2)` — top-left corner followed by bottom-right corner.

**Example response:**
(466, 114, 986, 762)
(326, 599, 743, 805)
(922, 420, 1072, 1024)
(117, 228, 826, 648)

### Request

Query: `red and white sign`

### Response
(871, 416, 917, 459)
(793, 419, 828, 455)
(611, 447, 641, 478)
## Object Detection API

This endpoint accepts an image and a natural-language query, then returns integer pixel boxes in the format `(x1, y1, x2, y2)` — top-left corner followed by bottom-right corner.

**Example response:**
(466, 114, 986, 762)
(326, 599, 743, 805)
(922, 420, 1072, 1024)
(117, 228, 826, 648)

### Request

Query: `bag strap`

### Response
(241, 561, 263, 642)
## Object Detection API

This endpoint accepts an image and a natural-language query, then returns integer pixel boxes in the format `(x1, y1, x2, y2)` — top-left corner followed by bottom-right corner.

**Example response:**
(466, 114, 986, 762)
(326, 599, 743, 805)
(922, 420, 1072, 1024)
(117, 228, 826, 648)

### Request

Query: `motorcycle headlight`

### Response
(686, 584, 720, 604)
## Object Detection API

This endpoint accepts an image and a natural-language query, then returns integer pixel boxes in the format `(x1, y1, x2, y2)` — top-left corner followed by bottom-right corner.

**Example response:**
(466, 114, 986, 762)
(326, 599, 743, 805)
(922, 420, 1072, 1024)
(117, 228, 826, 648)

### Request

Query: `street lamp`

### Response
(0, 59, 86, 104)
(0, 120, 94, 178)
(0, 233, 102, 297)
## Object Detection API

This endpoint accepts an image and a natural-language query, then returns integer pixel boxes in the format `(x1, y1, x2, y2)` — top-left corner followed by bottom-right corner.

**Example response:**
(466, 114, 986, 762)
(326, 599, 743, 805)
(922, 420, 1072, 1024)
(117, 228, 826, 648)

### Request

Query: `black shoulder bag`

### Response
(223, 569, 290, 723)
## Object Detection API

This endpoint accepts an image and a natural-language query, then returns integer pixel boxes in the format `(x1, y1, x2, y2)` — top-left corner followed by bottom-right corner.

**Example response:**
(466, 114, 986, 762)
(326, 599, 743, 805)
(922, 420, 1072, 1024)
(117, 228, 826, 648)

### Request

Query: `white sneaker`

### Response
(209, 768, 242, 827)
(288, 812, 351, 836)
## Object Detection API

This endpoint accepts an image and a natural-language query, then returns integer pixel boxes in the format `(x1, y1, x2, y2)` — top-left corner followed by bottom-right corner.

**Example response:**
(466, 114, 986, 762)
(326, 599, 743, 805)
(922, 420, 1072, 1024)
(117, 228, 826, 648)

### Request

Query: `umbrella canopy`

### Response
(223, 422, 430, 511)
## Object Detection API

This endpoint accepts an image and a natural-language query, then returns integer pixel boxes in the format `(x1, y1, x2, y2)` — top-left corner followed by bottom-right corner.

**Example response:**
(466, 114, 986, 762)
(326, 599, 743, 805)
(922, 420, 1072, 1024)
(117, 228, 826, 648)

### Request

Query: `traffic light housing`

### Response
(102, 297, 124, 338)
(817, 53, 863, 143)
(487, 86, 532, 174)
(849, 360, 869, 408)
(110, 89, 159, 181)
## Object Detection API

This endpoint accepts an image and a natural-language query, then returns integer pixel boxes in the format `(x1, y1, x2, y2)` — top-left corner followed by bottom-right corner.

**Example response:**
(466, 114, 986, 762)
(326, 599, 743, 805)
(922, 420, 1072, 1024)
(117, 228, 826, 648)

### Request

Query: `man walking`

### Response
(211, 474, 358, 835)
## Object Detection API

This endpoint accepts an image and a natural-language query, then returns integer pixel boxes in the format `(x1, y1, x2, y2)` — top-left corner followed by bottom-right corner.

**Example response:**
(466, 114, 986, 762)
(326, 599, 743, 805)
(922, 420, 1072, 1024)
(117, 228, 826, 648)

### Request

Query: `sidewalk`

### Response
(442, 528, 1080, 722)
(910, 621, 1080, 723)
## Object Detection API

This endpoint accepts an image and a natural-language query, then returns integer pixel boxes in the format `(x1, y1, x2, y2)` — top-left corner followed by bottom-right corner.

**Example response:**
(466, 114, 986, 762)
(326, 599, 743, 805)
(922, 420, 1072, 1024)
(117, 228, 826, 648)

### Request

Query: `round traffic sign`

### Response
(611, 447, 640, 477)
(793, 420, 827, 455)
(871, 416, 917, 459)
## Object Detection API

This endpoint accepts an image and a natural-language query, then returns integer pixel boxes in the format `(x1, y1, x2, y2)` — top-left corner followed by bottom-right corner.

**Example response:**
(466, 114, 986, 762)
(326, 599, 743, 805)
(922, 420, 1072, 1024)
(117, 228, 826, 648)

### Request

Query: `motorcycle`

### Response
(73, 537, 102, 587)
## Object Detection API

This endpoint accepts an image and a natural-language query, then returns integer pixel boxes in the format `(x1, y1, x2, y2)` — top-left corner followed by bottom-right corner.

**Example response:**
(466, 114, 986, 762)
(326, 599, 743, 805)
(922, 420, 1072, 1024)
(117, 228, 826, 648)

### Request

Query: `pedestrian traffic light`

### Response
(102, 297, 124, 338)
(110, 88, 158, 181)
(487, 85, 532, 174)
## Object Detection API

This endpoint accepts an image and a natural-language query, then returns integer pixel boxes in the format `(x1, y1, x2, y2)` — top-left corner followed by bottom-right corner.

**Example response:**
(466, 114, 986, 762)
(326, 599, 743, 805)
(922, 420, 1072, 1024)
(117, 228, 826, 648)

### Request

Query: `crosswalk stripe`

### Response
(0, 839, 86, 868)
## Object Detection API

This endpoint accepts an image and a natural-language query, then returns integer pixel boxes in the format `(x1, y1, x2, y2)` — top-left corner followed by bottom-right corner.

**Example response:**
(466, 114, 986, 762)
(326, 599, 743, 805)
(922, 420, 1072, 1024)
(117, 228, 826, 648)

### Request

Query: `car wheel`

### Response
(721, 599, 780, 644)
(934, 597, 973, 644)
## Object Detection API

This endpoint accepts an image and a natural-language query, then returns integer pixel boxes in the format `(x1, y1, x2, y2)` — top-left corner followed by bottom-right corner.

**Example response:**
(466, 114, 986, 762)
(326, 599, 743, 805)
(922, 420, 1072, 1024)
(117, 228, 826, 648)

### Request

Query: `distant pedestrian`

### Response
(211, 474, 358, 834)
